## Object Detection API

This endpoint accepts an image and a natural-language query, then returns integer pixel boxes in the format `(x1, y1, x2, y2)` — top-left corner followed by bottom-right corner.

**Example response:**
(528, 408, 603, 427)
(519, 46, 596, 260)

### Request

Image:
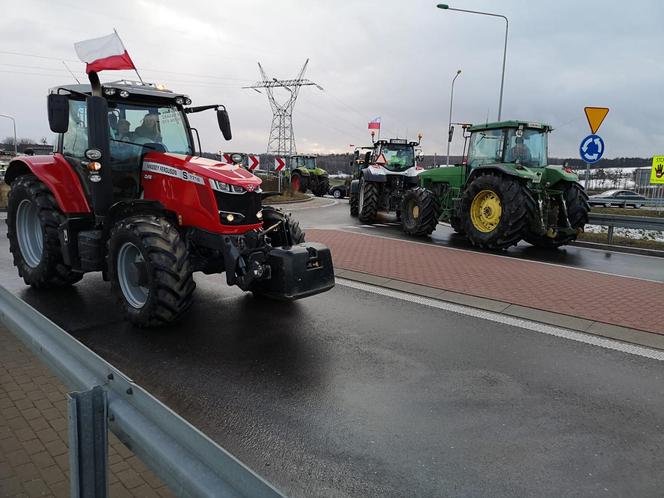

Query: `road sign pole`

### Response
(585, 162, 590, 189)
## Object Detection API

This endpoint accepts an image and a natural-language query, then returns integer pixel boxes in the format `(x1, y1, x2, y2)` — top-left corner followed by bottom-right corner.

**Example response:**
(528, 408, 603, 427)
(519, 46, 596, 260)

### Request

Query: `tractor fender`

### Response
(4, 154, 91, 213)
(466, 164, 537, 185)
(361, 166, 387, 183)
(103, 200, 177, 240)
(293, 168, 310, 177)
(350, 179, 360, 194)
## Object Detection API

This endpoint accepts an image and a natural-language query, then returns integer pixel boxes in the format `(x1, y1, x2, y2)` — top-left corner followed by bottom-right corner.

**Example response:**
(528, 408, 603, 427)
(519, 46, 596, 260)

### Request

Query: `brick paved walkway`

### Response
(0, 324, 174, 498)
(309, 229, 664, 334)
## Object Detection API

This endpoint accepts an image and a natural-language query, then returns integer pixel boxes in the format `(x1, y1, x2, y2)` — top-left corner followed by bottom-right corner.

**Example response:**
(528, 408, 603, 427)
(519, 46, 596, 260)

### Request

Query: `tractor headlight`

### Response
(175, 97, 184, 105)
(256, 210, 263, 220)
(209, 179, 245, 194)
(184, 97, 192, 105)
(119, 90, 129, 98)
(103, 88, 116, 96)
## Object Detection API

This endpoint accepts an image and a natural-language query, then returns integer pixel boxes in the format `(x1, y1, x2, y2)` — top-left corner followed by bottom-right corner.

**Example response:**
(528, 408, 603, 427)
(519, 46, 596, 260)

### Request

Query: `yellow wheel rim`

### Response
(412, 205, 420, 219)
(470, 189, 502, 233)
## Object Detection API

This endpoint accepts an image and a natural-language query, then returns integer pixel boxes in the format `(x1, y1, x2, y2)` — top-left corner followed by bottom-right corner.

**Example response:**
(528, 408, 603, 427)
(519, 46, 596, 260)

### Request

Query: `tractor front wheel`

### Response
(460, 173, 533, 249)
(262, 206, 305, 246)
(7, 175, 82, 288)
(349, 193, 359, 216)
(313, 176, 330, 197)
(401, 188, 440, 237)
(108, 215, 195, 327)
(358, 179, 379, 223)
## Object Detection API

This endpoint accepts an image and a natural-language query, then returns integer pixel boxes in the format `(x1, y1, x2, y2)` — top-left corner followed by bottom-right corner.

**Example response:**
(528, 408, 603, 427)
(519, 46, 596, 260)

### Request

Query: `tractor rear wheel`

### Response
(313, 176, 329, 197)
(290, 173, 307, 193)
(108, 215, 195, 327)
(525, 182, 590, 248)
(401, 188, 440, 237)
(262, 206, 305, 246)
(460, 173, 533, 249)
(358, 179, 379, 223)
(7, 175, 82, 288)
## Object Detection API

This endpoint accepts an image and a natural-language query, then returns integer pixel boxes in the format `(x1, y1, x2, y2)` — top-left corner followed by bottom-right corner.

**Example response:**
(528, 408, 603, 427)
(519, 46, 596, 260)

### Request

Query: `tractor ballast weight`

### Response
(5, 73, 334, 326)
(410, 121, 590, 249)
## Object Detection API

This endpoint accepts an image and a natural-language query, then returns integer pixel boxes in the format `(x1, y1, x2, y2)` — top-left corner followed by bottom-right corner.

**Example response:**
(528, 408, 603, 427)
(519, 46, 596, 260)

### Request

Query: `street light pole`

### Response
(437, 4, 509, 121)
(0, 114, 17, 155)
(447, 69, 462, 166)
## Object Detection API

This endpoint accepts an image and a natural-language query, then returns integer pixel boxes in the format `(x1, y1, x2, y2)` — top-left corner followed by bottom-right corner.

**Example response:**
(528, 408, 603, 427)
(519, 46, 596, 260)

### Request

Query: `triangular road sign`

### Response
(584, 107, 609, 134)
(375, 153, 387, 165)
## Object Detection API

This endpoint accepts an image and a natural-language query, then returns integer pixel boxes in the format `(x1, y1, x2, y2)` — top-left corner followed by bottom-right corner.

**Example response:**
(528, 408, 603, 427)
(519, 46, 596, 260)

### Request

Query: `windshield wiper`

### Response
(110, 138, 159, 150)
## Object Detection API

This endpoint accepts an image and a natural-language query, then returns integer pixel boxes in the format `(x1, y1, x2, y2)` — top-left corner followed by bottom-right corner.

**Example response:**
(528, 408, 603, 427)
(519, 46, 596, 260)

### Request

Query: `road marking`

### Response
(337, 278, 664, 362)
(321, 228, 663, 284)
(286, 199, 338, 211)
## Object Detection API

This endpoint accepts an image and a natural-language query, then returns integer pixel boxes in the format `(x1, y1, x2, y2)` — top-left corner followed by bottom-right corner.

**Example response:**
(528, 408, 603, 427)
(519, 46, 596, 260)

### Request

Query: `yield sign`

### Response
(274, 157, 286, 171)
(247, 155, 260, 170)
(584, 107, 609, 134)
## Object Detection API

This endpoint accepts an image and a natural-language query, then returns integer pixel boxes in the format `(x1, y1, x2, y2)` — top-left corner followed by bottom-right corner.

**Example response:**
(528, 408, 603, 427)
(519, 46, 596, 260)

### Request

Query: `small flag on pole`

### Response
(368, 117, 381, 130)
(74, 32, 136, 74)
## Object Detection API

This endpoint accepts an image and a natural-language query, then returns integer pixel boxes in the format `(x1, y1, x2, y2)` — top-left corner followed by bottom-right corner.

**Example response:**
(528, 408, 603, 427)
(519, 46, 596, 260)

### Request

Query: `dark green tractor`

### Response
(404, 121, 590, 249)
(289, 155, 329, 197)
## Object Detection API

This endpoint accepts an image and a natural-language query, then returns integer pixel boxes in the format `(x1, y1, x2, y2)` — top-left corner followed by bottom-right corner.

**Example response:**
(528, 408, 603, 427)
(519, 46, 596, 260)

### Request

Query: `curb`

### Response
(264, 196, 314, 205)
(571, 240, 664, 258)
(334, 268, 664, 352)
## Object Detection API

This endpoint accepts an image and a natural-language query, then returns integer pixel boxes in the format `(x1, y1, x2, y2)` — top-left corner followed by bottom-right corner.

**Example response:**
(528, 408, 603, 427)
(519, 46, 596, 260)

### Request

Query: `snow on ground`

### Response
(584, 224, 664, 242)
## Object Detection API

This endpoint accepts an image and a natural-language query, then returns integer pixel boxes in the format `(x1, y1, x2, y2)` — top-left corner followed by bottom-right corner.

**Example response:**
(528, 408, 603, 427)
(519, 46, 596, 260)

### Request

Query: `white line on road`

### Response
(337, 278, 664, 362)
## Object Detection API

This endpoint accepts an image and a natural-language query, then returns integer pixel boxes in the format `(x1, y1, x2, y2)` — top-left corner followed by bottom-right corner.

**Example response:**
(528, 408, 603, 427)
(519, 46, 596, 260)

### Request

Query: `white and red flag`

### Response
(74, 31, 136, 74)
(368, 117, 381, 130)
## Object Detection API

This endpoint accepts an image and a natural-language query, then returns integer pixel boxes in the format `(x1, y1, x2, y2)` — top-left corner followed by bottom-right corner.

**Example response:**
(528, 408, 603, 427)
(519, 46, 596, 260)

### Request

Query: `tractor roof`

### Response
(468, 120, 552, 132)
(376, 138, 418, 146)
(49, 80, 190, 103)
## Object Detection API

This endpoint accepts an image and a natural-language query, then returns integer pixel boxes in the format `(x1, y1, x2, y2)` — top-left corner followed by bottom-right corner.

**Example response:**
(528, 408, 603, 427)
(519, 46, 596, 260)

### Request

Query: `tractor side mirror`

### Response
(364, 152, 371, 166)
(217, 108, 232, 140)
(47, 94, 69, 133)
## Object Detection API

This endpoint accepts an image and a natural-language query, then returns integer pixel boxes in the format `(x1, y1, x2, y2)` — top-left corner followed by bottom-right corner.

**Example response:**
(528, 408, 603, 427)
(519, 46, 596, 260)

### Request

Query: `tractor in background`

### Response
(4, 74, 334, 327)
(289, 155, 329, 196)
(348, 136, 423, 223)
(403, 121, 590, 249)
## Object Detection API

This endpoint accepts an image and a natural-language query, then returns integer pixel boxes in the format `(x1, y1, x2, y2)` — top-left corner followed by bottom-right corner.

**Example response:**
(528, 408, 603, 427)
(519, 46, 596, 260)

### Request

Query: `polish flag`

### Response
(368, 117, 381, 130)
(74, 32, 136, 74)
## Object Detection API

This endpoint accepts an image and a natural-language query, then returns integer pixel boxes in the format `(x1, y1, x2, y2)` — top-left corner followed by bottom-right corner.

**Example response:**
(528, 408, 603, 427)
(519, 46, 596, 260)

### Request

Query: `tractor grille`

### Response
(213, 191, 262, 226)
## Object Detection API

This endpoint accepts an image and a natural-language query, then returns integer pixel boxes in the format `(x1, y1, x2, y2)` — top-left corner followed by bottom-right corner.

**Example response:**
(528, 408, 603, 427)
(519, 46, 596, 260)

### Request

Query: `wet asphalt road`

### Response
(296, 198, 664, 282)
(2, 211, 664, 497)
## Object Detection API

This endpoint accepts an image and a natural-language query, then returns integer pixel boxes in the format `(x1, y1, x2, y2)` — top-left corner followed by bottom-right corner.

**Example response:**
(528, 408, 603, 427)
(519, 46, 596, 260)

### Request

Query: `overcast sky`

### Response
(0, 0, 662, 159)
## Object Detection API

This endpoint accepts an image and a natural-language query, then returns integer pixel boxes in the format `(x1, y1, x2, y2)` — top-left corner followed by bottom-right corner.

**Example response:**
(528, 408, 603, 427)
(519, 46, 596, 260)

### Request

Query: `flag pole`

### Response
(114, 28, 145, 84)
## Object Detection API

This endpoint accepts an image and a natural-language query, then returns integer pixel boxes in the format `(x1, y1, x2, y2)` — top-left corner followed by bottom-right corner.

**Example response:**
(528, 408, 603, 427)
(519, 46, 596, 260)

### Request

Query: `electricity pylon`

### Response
(244, 59, 322, 156)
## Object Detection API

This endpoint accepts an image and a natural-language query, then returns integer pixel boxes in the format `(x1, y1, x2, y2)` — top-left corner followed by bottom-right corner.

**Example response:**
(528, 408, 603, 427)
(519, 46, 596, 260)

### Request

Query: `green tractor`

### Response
(289, 155, 329, 197)
(403, 121, 590, 249)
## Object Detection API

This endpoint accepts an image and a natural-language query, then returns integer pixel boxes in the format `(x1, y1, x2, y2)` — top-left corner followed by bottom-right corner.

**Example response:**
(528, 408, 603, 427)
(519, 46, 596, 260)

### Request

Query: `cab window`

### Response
(62, 100, 88, 159)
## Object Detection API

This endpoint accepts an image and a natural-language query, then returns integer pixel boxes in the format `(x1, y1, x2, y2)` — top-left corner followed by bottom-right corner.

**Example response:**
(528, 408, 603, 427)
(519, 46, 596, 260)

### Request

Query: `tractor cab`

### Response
(372, 138, 420, 173)
(466, 121, 550, 170)
(292, 155, 317, 171)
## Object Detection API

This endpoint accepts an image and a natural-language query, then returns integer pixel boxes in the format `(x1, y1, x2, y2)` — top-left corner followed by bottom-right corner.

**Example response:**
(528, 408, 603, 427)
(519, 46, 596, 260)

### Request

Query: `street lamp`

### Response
(0, 114, 17, 155)
(447, 69, 461, 166)
(437, 4, 509, 121)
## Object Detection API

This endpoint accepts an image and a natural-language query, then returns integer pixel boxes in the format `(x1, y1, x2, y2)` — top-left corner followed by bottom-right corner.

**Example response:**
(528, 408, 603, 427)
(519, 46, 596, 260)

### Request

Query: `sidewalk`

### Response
(0, 324, 174, 498)
(309, 228, 664, 335)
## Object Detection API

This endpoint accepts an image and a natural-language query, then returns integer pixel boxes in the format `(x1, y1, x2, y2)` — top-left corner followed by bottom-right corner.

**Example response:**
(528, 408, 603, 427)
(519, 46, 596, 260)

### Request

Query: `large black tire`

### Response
(525, 182, 590, 248)
(290, 172, 307, 193)
(318, 176, 330, 197)
(460, 172, 534, 250)
(262, 206, 305, 246)
(349, 192, 359, 216)
(358, 179, 379, 223)
(108, 215, 195, 327)
(401, 188, 440, 237)
(7, 175, 82, 288)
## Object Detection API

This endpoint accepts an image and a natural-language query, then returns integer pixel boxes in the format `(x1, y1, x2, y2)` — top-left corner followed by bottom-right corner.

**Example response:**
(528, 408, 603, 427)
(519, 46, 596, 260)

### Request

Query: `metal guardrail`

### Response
(587, 213, 664, 244)
(0, 286, 285, 498)
(588, 197, 664, 208)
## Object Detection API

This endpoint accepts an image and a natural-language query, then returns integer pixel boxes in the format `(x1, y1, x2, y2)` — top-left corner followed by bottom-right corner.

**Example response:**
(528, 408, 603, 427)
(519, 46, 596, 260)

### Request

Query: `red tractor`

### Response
(4, 73, 334, 326)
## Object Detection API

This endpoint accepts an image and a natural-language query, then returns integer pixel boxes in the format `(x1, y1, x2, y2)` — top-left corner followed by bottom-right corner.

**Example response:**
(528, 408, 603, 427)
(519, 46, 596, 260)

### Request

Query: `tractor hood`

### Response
(143, 153, 262, 190)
